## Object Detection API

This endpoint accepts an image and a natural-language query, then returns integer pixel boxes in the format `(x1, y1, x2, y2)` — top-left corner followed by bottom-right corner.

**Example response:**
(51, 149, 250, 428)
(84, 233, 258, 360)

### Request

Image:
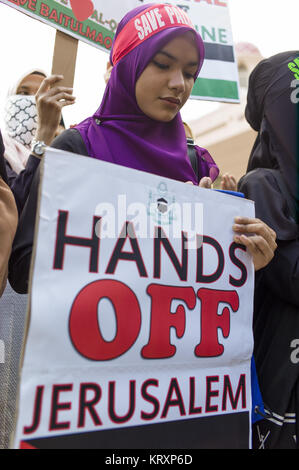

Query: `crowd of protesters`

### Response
(0, 2, 298, 450)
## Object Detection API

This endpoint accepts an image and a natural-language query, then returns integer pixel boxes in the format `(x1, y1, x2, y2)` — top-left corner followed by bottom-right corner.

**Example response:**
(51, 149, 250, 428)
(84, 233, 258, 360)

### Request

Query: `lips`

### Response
(160, 97, 181, 106)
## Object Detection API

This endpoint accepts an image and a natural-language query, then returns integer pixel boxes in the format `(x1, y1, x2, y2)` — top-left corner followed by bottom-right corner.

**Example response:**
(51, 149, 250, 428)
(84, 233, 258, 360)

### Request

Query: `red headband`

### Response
(112, 4, 196, 65)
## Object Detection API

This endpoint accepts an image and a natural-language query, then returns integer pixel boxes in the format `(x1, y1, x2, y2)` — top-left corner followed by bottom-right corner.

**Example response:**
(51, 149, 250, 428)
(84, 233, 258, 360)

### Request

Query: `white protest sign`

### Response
(13, 148, 254, 449)
(1, 0, 239, 102)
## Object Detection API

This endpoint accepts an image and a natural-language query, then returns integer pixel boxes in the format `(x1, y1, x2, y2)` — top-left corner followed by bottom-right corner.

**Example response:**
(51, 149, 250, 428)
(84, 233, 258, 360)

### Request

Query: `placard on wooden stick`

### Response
(51, 30, 78, 88)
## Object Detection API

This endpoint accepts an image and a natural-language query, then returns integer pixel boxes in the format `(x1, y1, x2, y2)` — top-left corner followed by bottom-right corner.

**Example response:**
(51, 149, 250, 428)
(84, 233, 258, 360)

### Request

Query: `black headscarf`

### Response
(0, 130, 7, 184)
(239, 51, 299, 240)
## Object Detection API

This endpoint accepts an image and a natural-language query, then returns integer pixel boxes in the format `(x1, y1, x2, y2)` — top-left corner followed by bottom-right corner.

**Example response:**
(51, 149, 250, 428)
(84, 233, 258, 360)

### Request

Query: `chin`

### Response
(149, 111, 178, 122)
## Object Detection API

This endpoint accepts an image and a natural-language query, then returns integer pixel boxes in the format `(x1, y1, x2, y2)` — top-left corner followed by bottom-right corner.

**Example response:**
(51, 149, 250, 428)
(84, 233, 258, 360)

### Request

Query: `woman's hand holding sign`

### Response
(233, 217, 277, 271)
(186, 177, 212, 188)
(186, 180, 277, 271)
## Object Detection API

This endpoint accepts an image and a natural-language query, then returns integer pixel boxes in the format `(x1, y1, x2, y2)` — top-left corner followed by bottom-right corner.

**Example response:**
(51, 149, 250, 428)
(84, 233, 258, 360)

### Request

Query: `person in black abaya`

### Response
(238, 51, 299, 449)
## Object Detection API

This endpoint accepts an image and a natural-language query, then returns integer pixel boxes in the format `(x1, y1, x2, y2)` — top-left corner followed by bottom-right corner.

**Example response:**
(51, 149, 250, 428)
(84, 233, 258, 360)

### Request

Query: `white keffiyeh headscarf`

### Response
(2, 69, 46, 174)
(4, 95, 38, 149)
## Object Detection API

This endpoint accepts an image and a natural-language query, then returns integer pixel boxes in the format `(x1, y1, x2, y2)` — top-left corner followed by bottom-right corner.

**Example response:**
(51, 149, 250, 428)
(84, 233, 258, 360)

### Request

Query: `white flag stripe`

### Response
(199, 59, 239, 82)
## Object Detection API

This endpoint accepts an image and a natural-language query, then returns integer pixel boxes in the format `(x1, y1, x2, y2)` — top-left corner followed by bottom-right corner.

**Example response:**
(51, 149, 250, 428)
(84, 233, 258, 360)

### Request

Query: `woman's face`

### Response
(135, 33, 199, 122)
(16, 73, 44, 96)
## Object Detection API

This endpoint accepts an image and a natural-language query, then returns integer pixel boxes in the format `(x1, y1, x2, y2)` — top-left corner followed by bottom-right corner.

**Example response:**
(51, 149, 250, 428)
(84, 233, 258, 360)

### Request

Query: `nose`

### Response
(168, 68, 185, 93)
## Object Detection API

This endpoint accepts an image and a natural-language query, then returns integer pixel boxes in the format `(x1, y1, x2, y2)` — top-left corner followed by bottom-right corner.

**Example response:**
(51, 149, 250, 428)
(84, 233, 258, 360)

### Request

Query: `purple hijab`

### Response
(76, 3, 218, 184)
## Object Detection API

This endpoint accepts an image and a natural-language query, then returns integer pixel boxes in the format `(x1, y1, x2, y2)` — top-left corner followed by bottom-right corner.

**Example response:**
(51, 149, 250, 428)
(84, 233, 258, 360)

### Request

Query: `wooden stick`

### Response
(51, 30, 78, 88)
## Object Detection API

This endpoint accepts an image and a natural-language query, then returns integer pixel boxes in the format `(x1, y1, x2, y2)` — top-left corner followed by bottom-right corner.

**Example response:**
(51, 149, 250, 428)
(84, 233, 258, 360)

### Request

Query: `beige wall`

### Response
(189, 43, 262, 185)
(203, 128, 257, 182)
(190, 95, 257, 183)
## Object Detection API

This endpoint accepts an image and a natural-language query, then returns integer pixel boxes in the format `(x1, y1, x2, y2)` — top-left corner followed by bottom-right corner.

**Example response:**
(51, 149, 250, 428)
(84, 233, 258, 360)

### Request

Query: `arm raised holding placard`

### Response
(2, 71, 75, 214)
(33, 75, 76, 150)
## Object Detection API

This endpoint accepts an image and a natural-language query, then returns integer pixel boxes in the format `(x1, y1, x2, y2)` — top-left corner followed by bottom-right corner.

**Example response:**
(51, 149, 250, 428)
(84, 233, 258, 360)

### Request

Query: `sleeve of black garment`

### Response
(8, 128, 88, 294)
(238, 168, 299, 307)
(6, 155, 41, 215)
(0, 131, 8, 183)
(8, 166, 40, 293)
(258, 240, 299, 308)
(50, 128, 89, 155)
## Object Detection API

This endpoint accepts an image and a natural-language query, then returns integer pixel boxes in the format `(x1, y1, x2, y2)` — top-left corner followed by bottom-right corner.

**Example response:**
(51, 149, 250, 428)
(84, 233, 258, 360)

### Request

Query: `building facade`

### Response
(191, 43, 263, 184)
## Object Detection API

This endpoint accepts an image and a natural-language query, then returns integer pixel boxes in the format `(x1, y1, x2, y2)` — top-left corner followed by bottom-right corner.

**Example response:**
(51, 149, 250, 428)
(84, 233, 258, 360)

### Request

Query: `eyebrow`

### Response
(156, 50, 198, 67)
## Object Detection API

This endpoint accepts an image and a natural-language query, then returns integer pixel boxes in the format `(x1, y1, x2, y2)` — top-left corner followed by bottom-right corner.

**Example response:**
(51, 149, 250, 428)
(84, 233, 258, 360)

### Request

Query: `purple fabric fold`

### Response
(196, 146, 220, 182)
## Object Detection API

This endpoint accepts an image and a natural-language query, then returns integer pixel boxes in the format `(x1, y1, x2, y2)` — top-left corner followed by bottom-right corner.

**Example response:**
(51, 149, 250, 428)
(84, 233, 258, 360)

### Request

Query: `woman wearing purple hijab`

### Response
(9, 3, 277, 294)
(54, 3, 218, 186)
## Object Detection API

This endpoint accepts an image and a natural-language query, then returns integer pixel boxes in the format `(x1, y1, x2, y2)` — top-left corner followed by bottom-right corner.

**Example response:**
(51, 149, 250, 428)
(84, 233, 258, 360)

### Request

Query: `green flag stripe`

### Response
(192, 78, 239, 100)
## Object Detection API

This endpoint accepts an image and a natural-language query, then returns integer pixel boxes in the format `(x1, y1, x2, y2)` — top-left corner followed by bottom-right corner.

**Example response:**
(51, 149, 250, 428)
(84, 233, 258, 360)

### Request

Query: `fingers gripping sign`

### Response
(35, 75, 76, 146)
(220, 173, 237, 192)
(185, 177, 212, 189)
(184, 183, 276, 271)
(199, 177, 212, 189)
(233, 217, 277, 271)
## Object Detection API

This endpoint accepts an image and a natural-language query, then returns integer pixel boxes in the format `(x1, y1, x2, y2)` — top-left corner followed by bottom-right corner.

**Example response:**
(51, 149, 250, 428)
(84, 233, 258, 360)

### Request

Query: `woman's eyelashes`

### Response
(152, 60, 195, 79)
(184, 71, 195, 80)
(16, 89, 30, 96)
(152, 60, 169, 70)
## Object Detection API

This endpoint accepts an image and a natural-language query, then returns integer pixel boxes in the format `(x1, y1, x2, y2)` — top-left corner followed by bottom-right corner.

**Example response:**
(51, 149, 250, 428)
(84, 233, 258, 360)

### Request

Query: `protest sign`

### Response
(1, 0, 240, 102)
(13, 148, 254, 449)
